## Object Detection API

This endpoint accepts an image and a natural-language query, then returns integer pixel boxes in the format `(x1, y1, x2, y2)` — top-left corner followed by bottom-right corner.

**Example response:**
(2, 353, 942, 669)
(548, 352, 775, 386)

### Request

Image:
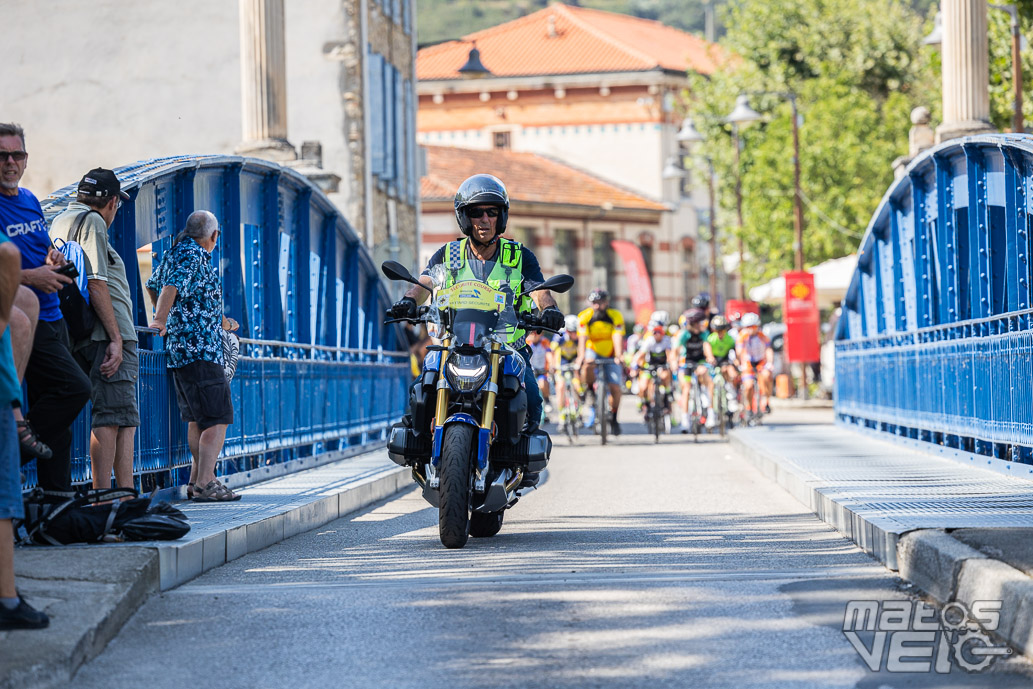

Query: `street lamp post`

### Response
(727, 92, 805, 272)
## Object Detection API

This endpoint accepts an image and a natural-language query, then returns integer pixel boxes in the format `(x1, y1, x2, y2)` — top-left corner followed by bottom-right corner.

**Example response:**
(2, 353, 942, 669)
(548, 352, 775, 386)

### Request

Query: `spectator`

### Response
(0, 123, 90, 495)
(147, 210, 240, 502)
(0, 235, 48, 630)
(50, 169, 138, 490)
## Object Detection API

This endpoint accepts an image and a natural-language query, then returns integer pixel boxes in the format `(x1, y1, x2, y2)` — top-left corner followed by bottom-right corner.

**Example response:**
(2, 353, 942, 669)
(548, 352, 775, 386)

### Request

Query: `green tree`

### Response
(682, 0, 930, 287)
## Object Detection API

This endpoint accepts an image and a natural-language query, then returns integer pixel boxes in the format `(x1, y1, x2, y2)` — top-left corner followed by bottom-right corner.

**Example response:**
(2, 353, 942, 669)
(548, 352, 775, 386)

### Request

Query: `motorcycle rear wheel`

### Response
(470, 510, 504, 538)
(439, 424, 475, 549)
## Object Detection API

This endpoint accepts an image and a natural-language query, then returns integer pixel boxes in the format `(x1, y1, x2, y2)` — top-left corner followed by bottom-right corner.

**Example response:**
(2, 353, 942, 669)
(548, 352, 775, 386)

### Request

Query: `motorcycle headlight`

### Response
(444, 352, 490, 393)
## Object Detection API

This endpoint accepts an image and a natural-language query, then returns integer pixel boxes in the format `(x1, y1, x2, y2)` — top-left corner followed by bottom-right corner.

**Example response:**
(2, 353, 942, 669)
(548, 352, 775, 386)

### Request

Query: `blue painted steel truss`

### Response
(23, 155, 409, 491)
(836, 134, 1033, 465)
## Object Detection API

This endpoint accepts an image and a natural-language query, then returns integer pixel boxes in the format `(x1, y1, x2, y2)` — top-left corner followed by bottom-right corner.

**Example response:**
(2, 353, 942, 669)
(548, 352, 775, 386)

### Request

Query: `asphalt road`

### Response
(71, 404, 1033, 688)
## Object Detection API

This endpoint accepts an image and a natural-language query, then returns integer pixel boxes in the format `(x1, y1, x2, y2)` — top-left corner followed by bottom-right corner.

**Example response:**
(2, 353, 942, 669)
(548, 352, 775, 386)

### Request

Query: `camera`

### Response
(55, 262, 79, 279)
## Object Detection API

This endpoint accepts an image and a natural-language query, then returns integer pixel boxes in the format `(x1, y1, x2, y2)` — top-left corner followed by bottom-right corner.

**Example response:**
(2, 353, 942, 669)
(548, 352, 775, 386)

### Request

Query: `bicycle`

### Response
(686, 372, 705, 442)
(557, 363, 582, 444)
(640, 364, 671, 443)
(585, 357, 617, 445)
(738, 362, 767, 427)
(709, 364, 728, 438)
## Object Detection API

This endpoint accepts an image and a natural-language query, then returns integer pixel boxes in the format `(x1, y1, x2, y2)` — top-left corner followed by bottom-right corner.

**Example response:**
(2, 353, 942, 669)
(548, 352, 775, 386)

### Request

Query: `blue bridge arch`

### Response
(836, 133, 1033, 470)
(25, 155, 410, 491)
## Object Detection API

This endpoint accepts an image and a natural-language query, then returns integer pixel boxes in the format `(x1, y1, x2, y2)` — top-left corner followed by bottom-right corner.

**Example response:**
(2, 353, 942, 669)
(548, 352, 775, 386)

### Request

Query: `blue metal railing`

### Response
(22, 155, 409, 490)
(836, 134, 1033, 463)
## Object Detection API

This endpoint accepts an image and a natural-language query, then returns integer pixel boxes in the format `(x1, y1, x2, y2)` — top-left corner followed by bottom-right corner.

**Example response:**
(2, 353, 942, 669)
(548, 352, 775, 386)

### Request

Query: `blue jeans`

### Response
(0, 406, 22, 520)
(520, 347, 543, 429)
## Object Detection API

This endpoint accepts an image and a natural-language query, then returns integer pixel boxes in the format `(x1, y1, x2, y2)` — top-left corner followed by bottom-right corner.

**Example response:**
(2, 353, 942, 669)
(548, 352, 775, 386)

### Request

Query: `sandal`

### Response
(185, 483, 197, 499)
(215, 479, 242, 501)
(192, 480, 240, 502)
(17, 421, 52, 460)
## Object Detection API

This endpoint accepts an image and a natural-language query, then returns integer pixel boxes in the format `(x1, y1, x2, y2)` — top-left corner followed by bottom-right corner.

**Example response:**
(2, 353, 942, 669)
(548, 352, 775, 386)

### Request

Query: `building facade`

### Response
(416, 3, 728, 313)
(4, 0, 419, 258)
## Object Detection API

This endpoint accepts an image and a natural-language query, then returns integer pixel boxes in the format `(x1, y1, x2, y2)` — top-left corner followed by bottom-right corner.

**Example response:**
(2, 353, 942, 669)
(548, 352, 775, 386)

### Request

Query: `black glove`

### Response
(539, 307, 564, 332)
(389, 297, 418, 320)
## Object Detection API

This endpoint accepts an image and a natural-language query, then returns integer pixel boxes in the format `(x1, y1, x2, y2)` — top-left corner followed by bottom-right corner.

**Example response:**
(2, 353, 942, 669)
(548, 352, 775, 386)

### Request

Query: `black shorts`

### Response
(172, 360, 234, 431)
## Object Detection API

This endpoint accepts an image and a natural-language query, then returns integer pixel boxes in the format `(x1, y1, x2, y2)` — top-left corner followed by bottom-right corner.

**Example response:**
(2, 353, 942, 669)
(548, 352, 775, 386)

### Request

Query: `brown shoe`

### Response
(191, 480, 240, 502)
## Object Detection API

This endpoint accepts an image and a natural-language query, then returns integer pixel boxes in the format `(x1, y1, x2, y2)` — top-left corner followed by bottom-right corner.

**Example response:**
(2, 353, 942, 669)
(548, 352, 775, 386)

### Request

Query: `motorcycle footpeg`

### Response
(387, 422, 430, 466)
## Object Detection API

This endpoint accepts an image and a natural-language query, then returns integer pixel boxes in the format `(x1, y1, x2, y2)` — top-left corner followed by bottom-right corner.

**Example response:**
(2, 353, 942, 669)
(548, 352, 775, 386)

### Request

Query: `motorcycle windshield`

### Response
(425, 264, 520, 344)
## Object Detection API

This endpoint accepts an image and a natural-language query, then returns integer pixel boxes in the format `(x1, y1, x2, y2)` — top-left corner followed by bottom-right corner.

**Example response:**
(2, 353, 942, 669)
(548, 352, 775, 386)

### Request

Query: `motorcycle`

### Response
(381, 260, 574, 549)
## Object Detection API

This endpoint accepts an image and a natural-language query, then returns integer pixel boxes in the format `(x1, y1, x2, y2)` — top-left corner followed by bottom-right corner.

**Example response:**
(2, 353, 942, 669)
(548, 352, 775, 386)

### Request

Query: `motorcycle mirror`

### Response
(381, 260, 429, 291)
(521, 274, 574, 298)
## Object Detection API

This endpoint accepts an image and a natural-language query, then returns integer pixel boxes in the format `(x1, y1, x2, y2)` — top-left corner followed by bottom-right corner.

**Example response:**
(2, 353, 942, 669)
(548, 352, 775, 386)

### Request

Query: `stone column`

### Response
(936, 0, 996, 143)
(236, 0, 296, 161)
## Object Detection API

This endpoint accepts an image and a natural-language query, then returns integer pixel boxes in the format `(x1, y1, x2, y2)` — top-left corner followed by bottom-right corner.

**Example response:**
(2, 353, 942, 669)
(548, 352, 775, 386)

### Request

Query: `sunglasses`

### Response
(464, 207, 501, 219)
(0, 151, 27, 162)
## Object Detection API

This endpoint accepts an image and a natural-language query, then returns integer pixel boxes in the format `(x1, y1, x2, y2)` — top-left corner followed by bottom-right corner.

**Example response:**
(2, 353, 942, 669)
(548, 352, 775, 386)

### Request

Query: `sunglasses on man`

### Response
(464, 207, 501, 219)
(0, 151, 28, 162)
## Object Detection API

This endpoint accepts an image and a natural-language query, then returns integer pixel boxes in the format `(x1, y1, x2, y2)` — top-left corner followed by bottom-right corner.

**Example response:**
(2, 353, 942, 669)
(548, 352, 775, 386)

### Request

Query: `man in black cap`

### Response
(0, 123, 90, 494)
(50, 168, 138, 490)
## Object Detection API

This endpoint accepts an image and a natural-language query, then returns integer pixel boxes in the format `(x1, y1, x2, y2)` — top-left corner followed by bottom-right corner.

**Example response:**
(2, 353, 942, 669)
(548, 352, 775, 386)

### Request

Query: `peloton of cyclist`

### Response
(674, 308, 713, 429)
(736, 312, 774, 415)
(630, 321, 674, 418)
(576, 289, 625, 435)
(551, 315, 582, 431)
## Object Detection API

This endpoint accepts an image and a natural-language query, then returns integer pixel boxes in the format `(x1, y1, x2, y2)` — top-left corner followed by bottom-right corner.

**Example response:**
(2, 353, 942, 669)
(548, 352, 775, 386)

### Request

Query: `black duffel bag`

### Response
(18, 488, 189, 545)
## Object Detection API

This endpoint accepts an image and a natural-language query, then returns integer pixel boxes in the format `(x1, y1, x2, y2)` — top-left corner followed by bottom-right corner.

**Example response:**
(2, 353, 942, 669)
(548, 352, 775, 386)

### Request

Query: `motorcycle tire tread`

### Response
(439, 424, 476, 549)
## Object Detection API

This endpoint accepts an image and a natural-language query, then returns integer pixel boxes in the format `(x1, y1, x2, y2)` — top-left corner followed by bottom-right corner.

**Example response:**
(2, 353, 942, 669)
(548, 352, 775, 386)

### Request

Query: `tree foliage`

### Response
(683, 0, 932, 286)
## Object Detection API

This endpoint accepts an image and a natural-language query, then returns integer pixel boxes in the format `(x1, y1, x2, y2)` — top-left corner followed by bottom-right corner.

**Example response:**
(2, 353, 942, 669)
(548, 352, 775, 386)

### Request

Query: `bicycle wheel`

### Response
(596, 379, 608, 445)
(652, 381, 664, 443)
(691, 378, 702, 443)
(713, 373, 727, 438)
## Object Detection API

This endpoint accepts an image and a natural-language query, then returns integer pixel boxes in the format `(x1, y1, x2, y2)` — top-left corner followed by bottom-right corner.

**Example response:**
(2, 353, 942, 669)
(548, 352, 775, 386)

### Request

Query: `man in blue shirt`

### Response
(0, 123, 90, 494)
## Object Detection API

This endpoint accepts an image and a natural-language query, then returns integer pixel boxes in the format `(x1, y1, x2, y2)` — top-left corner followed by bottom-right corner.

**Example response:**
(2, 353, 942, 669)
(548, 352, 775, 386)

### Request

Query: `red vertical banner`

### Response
(610, 240, 656, 325)
(784, 271, 820, 363)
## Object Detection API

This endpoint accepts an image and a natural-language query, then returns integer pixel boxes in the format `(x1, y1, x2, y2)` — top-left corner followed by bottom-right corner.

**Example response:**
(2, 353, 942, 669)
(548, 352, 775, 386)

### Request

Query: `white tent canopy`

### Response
(748, 254, 857, 309)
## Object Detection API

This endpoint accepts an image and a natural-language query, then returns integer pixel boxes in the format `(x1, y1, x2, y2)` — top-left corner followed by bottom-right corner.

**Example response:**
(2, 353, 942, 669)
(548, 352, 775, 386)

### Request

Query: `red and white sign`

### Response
(784, 271, 820, 363)
(611, 240, 656, 325)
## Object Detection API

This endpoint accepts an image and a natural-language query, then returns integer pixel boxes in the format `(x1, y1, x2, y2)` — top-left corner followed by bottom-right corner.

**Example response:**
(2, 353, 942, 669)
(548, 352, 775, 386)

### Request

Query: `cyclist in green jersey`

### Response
(704, 315, 739, 388)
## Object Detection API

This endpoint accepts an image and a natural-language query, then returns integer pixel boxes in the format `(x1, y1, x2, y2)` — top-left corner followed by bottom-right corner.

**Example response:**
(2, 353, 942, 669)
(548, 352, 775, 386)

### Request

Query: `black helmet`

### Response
(454, 174, 510, 237)
(685, 308, 707, 324)
(588, 288, 609, 304)
(691, 294, 710, 310)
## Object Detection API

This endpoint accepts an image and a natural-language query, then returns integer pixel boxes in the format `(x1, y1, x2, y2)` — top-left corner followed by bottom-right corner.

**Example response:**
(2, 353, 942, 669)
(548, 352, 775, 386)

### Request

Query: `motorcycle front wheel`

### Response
(439, 424, 476, 548)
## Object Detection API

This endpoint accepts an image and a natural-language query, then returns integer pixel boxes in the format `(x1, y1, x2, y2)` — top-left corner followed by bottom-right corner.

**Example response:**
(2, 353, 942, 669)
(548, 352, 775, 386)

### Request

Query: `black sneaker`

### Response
(0, 596, 50, 630)
(610, 413, 621, 436)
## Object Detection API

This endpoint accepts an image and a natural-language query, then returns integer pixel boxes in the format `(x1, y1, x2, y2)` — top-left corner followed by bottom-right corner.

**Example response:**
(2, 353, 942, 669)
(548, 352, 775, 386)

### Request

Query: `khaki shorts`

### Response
(75, 340, 141, 429)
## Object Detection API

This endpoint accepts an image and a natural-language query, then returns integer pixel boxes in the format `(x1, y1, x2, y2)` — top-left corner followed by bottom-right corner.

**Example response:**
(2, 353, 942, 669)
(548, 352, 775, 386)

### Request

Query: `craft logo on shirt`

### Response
(4, 218, 47, 238)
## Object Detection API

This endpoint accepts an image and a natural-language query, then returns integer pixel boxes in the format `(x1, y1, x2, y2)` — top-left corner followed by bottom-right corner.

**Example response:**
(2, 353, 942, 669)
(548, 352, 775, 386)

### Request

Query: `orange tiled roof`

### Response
(418, 3, 723, 80)
(421, 145, 667, 212)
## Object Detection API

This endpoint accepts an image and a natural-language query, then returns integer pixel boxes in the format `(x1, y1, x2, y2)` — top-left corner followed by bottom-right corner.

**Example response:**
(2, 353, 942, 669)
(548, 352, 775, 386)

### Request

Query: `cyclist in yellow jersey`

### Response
(575, 288, 625, 434)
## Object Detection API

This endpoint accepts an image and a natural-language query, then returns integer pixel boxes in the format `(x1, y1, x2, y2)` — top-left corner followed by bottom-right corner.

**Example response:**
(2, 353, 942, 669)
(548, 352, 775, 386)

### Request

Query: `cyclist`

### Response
(526, 329, 553, 424)
(551, 315, 581, 431)
(630, 322, 674, 419)
(674, 308, 713, 430)
(736, 312, 774, 416)
(576, 288, 625, 435)
(704, 315, 740, 418)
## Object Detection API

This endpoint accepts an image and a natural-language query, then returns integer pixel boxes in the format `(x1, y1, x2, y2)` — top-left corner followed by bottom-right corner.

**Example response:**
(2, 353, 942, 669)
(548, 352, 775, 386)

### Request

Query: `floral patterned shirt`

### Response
(146, 237, 224, 369)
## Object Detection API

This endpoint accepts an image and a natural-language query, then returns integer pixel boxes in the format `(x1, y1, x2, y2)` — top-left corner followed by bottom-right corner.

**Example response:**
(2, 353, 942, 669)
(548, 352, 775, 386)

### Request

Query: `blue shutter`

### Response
(369, 49, 384, 177)
(403, 0, 412, 34)
(383, 61, 395, 183)
(405, 79, 416, 204)
(394, 69, 405, 194)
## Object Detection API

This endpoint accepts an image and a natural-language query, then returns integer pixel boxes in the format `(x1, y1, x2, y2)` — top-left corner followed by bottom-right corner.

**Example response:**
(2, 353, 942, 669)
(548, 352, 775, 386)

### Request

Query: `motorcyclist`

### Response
(388, 174, 563, 434)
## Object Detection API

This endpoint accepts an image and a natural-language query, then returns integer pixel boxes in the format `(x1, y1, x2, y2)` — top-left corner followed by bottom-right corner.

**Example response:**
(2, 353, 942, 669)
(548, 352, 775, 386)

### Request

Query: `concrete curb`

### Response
(4, 457, 409, 689)
(730, 429, 1033, 661)
(728, 431, 901, 568)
